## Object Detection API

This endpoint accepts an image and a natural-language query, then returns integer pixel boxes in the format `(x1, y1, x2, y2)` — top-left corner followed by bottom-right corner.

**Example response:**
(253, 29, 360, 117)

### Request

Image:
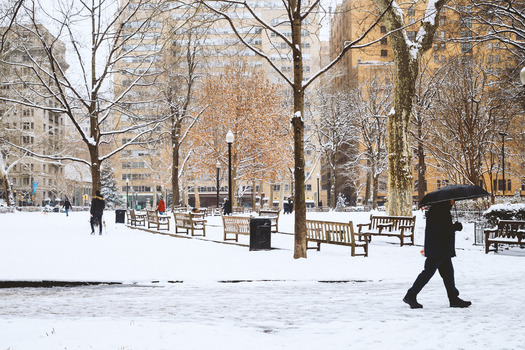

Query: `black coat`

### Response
(424, 201, 461, 258)
(222, 200, 231, 215)
(90, 196, 105, 216)
(64, 200, 71, 210)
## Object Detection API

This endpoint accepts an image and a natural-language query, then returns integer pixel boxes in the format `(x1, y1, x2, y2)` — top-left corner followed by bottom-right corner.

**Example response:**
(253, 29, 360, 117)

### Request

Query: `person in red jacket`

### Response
(157, 197, 165, 215)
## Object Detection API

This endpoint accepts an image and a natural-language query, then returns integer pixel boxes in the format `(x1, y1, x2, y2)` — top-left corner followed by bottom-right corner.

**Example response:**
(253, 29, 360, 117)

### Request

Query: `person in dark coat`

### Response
(63, 197, 72, 217)
(222, 197, 231, 215)
(90, 191, 105, 235)
(403, 200, 471, 309)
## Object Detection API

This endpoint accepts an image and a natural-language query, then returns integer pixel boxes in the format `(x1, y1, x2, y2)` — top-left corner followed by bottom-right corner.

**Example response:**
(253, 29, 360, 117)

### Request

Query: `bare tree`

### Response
(0, 0, 172, 197)
(375, 0, 448, 215)
(350, 75, 393, 209)
(425, 55, 517, 193)
(313, 88, 359, 208)
(200, 0, 388, 258)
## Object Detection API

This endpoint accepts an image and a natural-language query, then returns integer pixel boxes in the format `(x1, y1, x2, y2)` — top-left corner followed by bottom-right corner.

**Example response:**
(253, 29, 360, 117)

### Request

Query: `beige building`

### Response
(0, 25, 72, 206)
(113, 0, 326, 210)
(328, 0, 524, 206)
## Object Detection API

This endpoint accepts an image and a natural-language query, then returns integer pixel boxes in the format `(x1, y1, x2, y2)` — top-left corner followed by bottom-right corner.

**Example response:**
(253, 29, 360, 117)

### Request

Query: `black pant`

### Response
(91, 214, 103, 234)
(407, 257, 459, 300)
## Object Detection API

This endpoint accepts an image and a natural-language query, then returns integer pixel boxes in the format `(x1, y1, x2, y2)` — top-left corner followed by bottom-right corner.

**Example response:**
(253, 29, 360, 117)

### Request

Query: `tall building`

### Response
(113, 0, 325, 210)
(329, 0, 524, 206)
(0, 25, 71, 206)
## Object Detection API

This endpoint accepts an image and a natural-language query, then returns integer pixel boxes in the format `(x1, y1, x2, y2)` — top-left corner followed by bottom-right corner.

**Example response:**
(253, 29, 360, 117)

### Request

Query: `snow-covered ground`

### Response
(1, 209, 524, 349)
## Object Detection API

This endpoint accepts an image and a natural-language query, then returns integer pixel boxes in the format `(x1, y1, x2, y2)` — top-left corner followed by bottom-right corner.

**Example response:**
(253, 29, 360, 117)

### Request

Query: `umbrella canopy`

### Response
(418, 184, 490, 208)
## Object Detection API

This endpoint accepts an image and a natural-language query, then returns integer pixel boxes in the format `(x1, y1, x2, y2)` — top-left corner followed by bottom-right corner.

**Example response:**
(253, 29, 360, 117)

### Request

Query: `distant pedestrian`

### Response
(403, 200, 471, 309)
(222, 197, 231, 215)
(90, 191, 105, 235)
(63, 198, 72, 217)
(157, 197, 165, 215)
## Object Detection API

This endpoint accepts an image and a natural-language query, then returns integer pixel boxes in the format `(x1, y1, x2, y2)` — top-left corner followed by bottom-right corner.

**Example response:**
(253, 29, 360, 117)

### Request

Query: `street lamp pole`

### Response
(216, 160, 221, 209)
(226, 130, 234, 214)
(316, 173, 320, 207)
(126, 178, 129, 210)
(499, 131, 508, 196)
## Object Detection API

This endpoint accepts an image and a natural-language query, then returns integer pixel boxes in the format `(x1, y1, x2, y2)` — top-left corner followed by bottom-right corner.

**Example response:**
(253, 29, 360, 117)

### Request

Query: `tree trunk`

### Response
(172, 117, 181, 210)
(89, 145, 101, 197)
(251, 180, 256, 211)
(290, 2, 307, 259)
(269, 181, 274, 209)
(377, 0, 445, 216)
(372, 171, 379, 209)
(417, 130, 426, 203)
(194, 181, 200, 208)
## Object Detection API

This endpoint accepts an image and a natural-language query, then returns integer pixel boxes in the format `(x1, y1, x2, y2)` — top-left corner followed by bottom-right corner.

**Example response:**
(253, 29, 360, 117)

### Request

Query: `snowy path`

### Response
(1, 210, 525, 349)
(2, 276, 525, 349)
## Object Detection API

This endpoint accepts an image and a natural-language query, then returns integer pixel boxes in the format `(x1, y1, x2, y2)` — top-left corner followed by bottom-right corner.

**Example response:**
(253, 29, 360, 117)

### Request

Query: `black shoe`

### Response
(450, 298, 471, 308)
(403, 294, 423, 309)
(90, 231, 94, 235)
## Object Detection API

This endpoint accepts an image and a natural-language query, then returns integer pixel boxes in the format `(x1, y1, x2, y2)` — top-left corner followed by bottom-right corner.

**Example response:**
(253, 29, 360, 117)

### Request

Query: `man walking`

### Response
(63, 197, 72, 217)
(90, 191, 105, 235)
(403, 200, 471, 309)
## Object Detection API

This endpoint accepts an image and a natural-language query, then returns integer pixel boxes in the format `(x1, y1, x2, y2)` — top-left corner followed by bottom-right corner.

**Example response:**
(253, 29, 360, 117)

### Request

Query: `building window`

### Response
(494, 179, 511, 192)
(305, 184, 312, 191)
(381, 49, 388, 57)
(408, 7, 415, 16)
(437, 180, 449, 189)
(381, 38, 388, 45)
(380, 26, 387, 34)
(461, 43, 473, 53)
(273, 184, 280, 191)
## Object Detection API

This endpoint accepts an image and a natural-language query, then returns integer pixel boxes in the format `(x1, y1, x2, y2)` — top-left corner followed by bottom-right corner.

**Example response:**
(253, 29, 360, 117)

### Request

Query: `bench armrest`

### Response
(356, 223, 371, 233)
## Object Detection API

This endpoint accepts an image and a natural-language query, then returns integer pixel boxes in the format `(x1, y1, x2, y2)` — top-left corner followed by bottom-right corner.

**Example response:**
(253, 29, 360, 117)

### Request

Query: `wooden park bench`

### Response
(173, 212, 207, 236)
(306, 219, 368, 257)
(259, 209, 280, 233)
(146, 209, 170, 231)
(484, 220, 525, 254)
(356, 214, 416, 246)
(129, 209, 145, 227)
(222, 215, 252, 242)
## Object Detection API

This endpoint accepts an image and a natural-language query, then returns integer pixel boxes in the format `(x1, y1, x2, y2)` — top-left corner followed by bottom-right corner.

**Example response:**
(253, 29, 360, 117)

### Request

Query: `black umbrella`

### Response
(418, 184, 490, 209)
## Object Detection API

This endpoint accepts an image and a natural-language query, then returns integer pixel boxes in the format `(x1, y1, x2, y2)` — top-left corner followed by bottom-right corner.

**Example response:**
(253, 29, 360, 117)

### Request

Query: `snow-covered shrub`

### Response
(483, 203, 525, 225)
(336, 193, 347, 209)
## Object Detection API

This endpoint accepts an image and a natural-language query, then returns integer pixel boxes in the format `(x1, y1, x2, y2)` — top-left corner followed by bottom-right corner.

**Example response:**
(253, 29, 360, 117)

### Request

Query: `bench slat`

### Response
(357, 214, 415, 246)
(306, 219, 368, 257)
(485, 220, 525, 254)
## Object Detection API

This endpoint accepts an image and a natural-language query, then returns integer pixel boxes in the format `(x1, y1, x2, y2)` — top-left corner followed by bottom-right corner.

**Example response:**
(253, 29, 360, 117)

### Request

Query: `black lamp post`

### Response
(226, 130, 234, 214)
(316, 173, 320, 207)
(126, 178, 129, 210)
(499, 131, 508, 196)
(216, 160, 221, 209)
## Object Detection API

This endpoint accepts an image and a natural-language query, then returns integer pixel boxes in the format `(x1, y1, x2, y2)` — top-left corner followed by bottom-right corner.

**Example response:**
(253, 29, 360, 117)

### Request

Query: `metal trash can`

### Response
(249, 218, 272, 251)
(115, 209, 126, 224)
